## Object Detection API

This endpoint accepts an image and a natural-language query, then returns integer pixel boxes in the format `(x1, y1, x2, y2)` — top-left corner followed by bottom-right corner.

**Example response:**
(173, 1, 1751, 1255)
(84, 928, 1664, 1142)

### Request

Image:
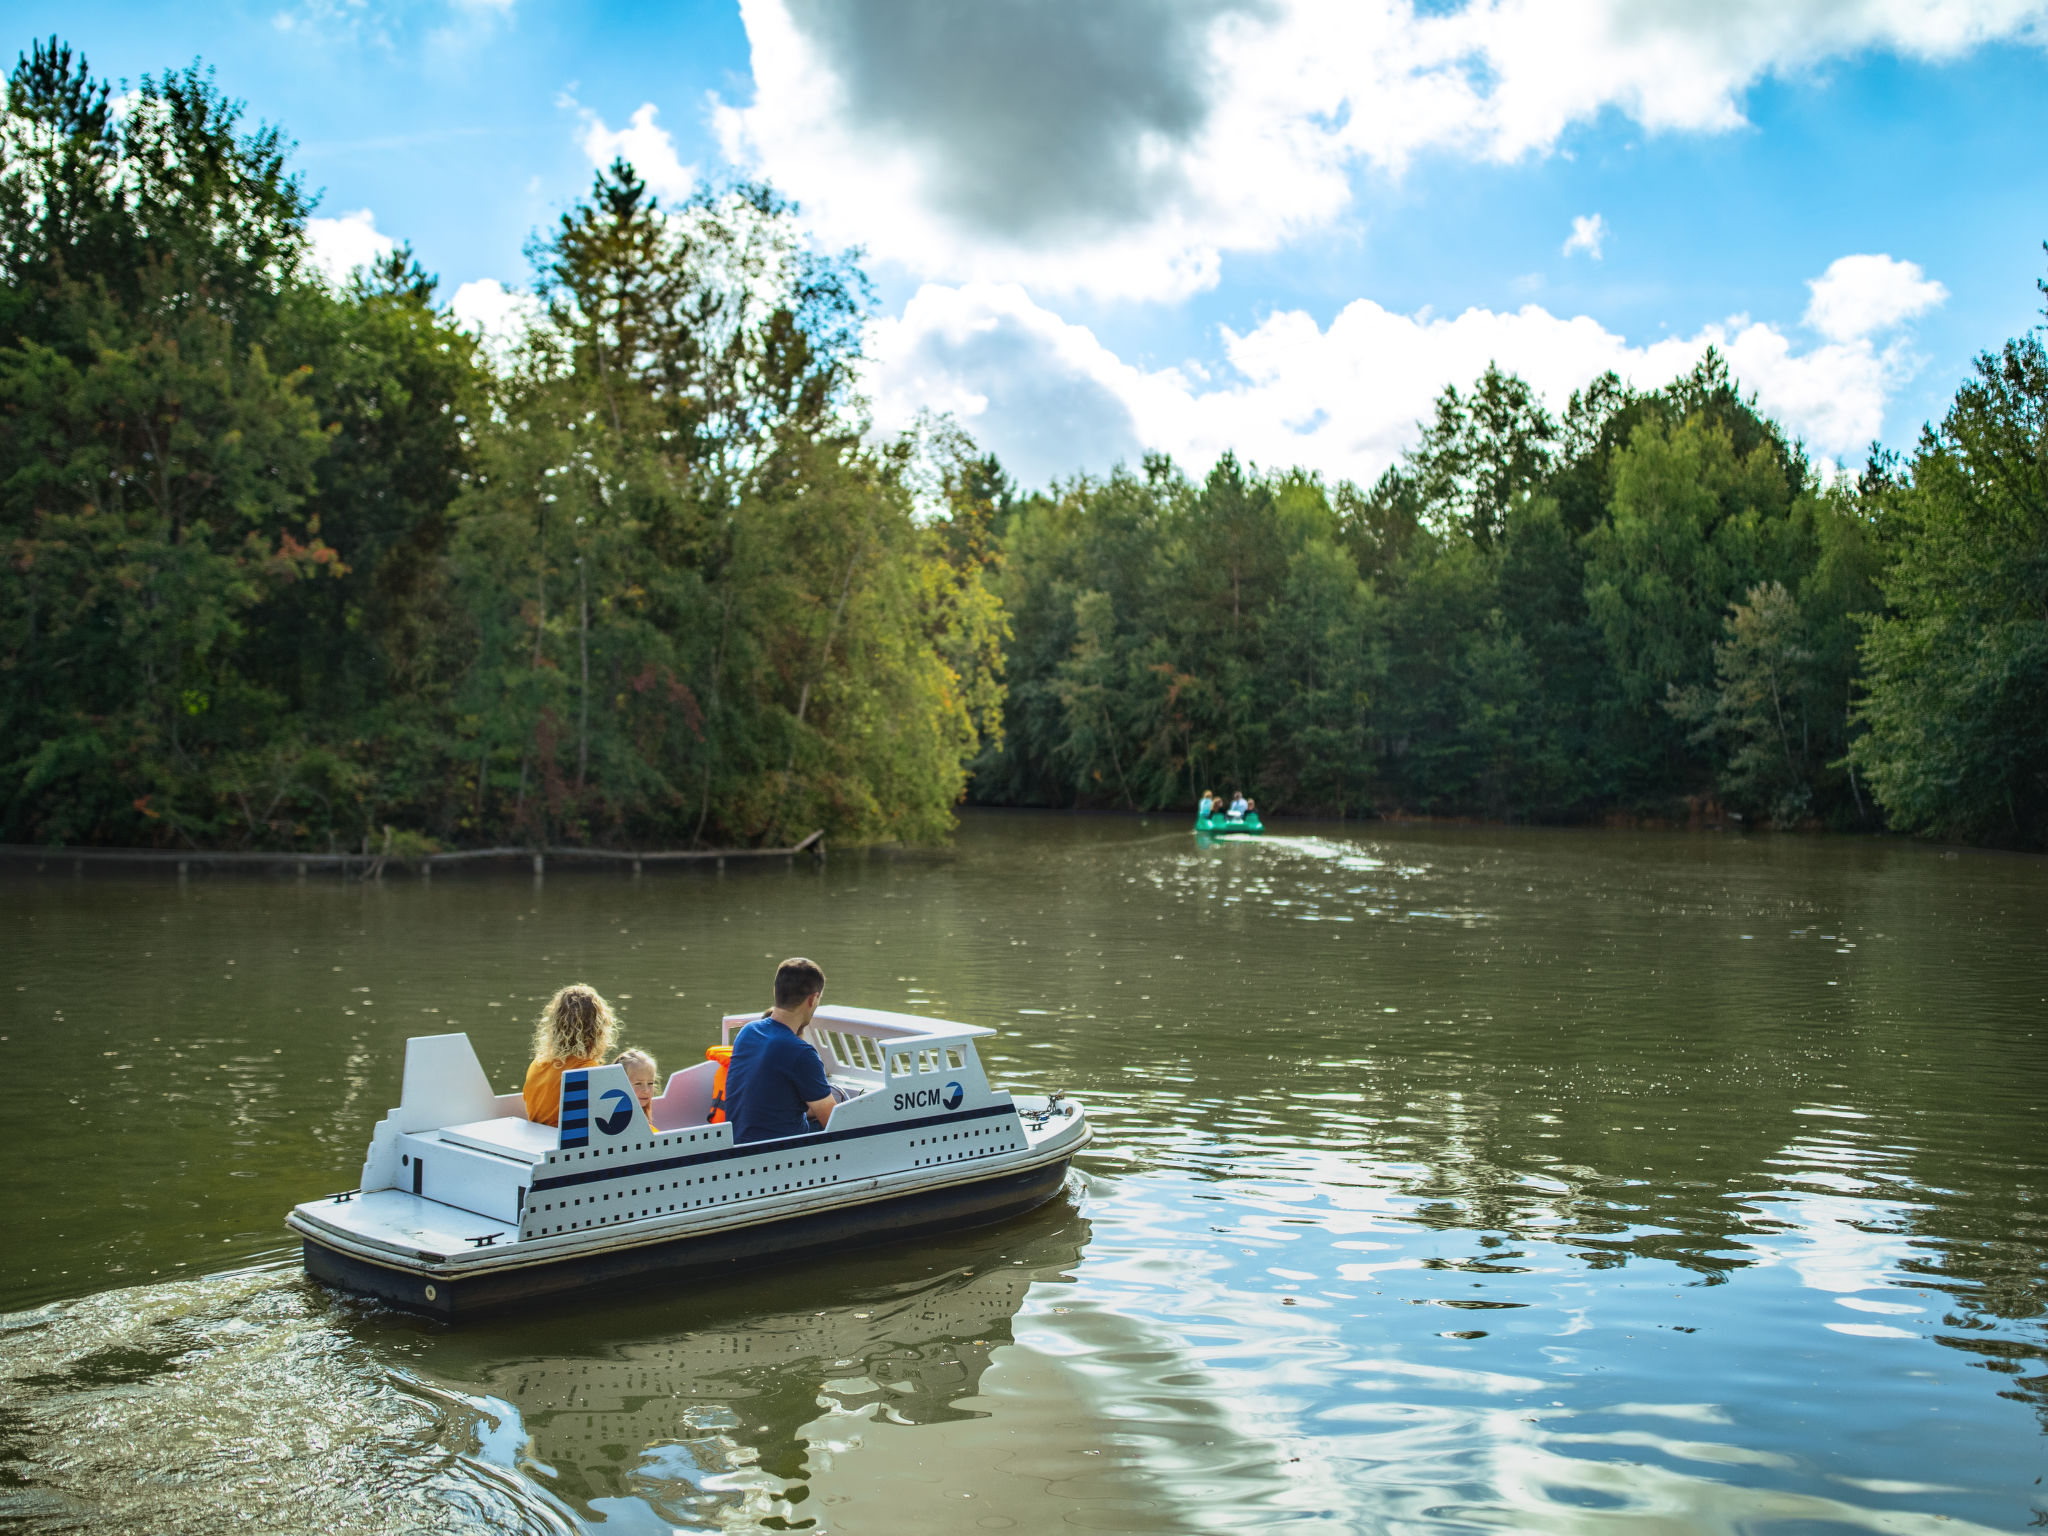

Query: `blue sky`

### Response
(21, 0, 2048, 488)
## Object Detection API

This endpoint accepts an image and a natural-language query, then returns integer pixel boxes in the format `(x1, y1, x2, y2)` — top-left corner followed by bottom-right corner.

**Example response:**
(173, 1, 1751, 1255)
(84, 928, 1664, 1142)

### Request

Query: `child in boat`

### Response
(522, 983, 618, 1126)
(615, 1046, 660, 1128)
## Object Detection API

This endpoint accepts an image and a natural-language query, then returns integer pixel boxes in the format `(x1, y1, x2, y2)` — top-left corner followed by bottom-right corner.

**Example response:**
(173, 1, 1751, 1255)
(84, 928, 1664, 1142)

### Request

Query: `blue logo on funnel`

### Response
(943, 1081, 964, 1110)
(595, 1088, 634, 1135)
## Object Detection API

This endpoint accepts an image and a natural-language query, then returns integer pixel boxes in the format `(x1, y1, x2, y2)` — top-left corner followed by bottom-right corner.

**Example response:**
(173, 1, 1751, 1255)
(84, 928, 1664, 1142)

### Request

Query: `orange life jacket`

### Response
(706, 1044, 732, 1123)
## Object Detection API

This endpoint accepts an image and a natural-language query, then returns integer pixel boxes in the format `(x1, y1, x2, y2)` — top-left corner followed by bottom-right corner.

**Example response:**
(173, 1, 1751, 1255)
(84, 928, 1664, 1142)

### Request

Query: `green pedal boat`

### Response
(1196, 809, 1264, 835)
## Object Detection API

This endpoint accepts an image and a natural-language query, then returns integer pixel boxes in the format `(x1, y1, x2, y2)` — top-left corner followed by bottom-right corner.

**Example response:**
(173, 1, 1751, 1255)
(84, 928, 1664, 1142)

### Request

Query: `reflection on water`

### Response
(1, 813, 2044, 1532)
(465, 1206, 1089, 1530)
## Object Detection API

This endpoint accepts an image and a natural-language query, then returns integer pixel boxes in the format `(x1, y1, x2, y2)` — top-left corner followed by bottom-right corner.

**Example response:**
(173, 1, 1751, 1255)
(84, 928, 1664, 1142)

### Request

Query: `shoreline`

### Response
(0, 832, 825, 879)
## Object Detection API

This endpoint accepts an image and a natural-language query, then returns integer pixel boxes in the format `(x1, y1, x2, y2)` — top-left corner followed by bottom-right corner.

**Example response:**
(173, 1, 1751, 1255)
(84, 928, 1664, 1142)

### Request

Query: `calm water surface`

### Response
(1, 813, 2044, 1533)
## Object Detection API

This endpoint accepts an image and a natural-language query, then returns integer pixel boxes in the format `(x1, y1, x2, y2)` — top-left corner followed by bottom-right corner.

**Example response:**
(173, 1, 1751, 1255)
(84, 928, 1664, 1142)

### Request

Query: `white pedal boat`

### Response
(288, 1006, 1089, 1320)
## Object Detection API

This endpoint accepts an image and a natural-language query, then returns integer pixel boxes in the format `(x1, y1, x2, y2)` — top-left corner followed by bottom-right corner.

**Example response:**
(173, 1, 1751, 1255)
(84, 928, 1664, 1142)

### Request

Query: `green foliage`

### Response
(1406, 362, 1557, 547)
(437, 159, 983, 849)
(0, 39, 994, 850)
(1851, 328, 2048, 848)
(0, 43, 335, 846)
(1588, 414, 1798, 709)
(1668, 582, 1823, 824)
(970, 336, 1913, 832)
(979, 354, 1884, 829)
(1580, 409, 1816, 795)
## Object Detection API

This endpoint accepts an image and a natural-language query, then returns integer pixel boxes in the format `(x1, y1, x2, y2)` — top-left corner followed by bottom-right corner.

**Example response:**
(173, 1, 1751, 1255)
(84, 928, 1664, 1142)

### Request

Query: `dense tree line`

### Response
(973, 344, 2046, 850)
(1, 39, 2041, 851)
(0, 40, 1001, 852)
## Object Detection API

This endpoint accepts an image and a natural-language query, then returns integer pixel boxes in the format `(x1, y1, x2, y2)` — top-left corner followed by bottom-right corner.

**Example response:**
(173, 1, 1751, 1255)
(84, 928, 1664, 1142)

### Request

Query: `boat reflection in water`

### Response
(433, 1192, 1092, 1530)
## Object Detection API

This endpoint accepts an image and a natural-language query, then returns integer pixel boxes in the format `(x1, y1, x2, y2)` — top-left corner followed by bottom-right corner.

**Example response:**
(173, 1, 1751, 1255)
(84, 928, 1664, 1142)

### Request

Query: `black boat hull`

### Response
(302, 1155, 1076, 1320)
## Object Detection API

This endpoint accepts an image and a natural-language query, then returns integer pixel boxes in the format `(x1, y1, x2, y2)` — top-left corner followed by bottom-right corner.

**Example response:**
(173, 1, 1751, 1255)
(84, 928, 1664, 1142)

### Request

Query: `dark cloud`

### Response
(784, 0, 1264, 242)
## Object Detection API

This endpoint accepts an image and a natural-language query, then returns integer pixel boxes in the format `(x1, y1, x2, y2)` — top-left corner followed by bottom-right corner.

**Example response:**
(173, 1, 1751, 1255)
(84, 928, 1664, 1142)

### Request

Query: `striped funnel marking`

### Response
(559, 1068, 591, 1148)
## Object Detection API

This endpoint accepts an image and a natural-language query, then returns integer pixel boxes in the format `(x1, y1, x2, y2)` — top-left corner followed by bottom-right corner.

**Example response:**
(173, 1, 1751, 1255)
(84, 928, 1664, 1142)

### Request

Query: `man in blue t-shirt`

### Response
(725, 957, 837, 1143)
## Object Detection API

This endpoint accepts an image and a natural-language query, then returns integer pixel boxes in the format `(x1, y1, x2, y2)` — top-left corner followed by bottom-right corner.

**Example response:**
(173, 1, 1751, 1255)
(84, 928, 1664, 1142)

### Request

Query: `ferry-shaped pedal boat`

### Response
(1195, 809, 1264, 835)
(287, 1006, 1089, 1320)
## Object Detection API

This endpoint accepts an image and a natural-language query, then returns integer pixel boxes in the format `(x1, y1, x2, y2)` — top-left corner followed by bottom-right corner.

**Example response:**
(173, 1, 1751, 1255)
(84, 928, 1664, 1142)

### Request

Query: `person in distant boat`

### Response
(522, 983, 618, 1126)
(1198, 788, 1217, 819)
(1228, 790, 1250, 818)
(615, 1046, 660, 1129)
(725, 957, 837, 1143)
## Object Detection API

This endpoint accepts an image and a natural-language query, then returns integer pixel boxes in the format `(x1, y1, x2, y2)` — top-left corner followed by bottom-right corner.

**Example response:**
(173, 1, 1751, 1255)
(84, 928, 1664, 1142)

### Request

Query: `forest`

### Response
(2, 39, 2044, 853)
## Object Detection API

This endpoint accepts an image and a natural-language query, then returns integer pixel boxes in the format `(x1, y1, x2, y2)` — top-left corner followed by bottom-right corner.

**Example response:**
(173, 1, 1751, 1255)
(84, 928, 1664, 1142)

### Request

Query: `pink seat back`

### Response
(650, 1059, 718, 1129)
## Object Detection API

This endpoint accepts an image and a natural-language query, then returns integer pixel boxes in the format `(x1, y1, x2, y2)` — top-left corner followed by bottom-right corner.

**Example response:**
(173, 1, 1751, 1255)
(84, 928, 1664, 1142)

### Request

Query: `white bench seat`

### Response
(438, 1116, 556, 1162)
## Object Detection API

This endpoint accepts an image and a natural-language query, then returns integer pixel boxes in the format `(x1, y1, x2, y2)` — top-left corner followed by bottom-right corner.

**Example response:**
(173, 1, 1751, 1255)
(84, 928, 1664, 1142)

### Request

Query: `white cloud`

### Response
(868, 261, 1935, 488)
(721, 0, 2048, 298)
(450, 277, 542, 365)
(867, 284, 1154, 485)
(1562, 213, 1607, 260)
(305, 208, 397, 286)
(575, 101, 697, 201)
(1803, 253, 1948, 342)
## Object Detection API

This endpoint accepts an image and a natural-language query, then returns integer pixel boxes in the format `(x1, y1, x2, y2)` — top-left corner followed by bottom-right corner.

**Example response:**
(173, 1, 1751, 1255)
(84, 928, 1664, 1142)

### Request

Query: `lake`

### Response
(1, 812, 2043, 1533)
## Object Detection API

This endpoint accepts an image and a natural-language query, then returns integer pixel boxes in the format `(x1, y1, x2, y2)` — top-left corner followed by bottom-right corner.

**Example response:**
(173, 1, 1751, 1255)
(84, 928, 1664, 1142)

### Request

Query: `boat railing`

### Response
(719, 1005, 992, 1087)
(815, 1027, 889, 1081)
(817, 1034, 981, 1084)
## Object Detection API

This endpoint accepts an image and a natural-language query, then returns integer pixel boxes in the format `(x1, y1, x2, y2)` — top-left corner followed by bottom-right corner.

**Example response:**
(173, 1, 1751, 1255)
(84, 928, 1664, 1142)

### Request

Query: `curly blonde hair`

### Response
(532, 984, 617, 1063)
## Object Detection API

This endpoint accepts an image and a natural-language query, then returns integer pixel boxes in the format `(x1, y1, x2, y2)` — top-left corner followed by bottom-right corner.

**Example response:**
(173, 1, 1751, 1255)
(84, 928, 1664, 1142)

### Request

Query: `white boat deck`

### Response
(306, 1189, 519, 1258)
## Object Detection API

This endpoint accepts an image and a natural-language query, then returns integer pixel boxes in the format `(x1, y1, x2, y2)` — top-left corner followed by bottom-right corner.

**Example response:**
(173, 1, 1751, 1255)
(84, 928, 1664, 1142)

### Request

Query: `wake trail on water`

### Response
(0, 1268, 572, 1536)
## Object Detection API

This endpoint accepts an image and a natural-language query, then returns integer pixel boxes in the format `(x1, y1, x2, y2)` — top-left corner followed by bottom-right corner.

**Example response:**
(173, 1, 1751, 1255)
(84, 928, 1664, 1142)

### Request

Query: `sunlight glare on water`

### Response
(1, 812, 2044, 1533)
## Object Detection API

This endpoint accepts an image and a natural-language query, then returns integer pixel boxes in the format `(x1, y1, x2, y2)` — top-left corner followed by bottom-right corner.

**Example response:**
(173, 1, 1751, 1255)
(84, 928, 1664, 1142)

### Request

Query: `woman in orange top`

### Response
(522, 983, 619, 1125)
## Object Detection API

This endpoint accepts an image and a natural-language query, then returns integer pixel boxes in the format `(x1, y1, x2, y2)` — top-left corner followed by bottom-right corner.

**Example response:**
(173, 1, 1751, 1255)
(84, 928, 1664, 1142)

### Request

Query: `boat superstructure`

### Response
(288, 1006, 1088, 1318)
